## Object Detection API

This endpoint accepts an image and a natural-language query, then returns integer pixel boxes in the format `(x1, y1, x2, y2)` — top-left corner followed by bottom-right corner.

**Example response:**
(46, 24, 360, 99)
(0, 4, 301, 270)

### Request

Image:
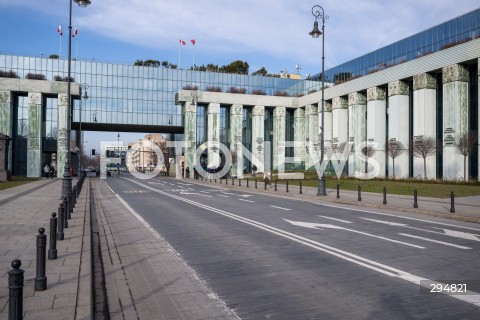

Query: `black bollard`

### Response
(336, 184, 340, 199)
(215, 179, 217, 183)
(414, 189, 418, 208)
(274, 180, 277, 191)
(300, 181, 302, 194)
(8, 259, 24, 320)
(450, 191, 455, 213)
(286, 180, 289, 193)
(63, 199, 69, 228)
(383, 187, 387, 205)
(255, 179, 257, 189)
(58, 203, 64, 240)
(35, 228, 47, 291)
(247, 179, 249, 188)
(358, 185, 361, 201)
(48, 213, 57, 259)
(239, 179, 241, 187)
(232, 177, 234, 186)
(264, 180, 267, 190)
(220, 178, 222, 184)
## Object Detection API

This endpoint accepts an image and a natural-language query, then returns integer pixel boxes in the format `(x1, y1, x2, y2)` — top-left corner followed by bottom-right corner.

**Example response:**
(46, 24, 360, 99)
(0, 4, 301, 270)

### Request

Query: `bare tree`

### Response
(385, 139, 407, 179)
(361, 143, 376, 174)
(412, 136, 441, 179)
(453, 131, 478, 181)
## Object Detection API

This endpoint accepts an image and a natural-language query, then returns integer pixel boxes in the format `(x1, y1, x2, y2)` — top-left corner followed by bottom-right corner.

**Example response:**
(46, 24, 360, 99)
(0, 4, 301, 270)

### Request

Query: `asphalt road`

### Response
(106, 174, 480, 319)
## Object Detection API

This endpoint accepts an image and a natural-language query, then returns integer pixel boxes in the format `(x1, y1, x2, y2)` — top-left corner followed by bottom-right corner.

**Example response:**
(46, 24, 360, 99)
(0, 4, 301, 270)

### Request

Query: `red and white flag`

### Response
(190, 39, 195, 45)
(72, 26, 78, 37)
(179, 38, 186, 45)
(57, 25, 63, 36)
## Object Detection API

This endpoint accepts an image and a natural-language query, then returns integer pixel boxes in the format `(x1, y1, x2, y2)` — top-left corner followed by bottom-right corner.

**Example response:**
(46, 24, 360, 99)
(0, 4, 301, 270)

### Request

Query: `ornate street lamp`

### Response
(62, 0, 91, 201)
(309, 4, 328, 196)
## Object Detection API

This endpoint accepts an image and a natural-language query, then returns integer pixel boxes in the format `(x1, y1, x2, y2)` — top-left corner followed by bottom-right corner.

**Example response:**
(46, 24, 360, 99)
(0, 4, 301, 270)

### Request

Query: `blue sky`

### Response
(1, 0, 479, 152)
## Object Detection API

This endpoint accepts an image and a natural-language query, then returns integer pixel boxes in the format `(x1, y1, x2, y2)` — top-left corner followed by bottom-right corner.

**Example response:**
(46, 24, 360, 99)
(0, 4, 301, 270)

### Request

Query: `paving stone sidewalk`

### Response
(0, 178, 91, 320)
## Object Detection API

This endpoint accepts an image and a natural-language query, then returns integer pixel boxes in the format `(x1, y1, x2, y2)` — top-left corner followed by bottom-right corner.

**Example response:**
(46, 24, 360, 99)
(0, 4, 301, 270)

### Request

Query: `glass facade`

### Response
(0, 54, 312, 130)
(13, 95, 28, 176)
(315, 8, 480, 85)
(43, 96, 58, 151)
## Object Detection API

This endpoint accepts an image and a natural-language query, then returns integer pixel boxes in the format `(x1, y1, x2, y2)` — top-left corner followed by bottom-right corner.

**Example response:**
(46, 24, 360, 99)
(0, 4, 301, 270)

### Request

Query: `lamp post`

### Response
(62, 0, 91, 201)
(309, 4, 328, 196)
(79, 83, 89, 171)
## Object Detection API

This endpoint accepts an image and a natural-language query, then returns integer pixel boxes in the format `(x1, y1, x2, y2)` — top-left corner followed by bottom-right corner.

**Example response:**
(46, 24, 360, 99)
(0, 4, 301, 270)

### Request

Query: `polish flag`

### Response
(190, 39, 195, 45)
(72, 27, 78, 38)
(57, 25, 62, 36)
(179, 38, 186, 45)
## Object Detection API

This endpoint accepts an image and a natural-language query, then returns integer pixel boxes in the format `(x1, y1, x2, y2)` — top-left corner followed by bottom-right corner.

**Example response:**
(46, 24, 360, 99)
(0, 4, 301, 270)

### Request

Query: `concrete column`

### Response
(320, 101, 333, 162)
(332, 97, 348, 159)
(27, 92, 42, 177)
(0, 91, 13, 171)
(367, 87, 386, 177)
(304, 105, 318, 170)
(478, 59, 480, 181)
(388, 80, 410, 179)
(184, 102, 197, 177)
(229, 104, 243, 177)
(207, 103, 220, 171)
(252, 105, 265, 172)
(293, 107, 305, 169)
(348, 92, 367, 176)
(413, 73, 437, 179)
(273, 106, 286, 170)
(443, 64, 469, 180)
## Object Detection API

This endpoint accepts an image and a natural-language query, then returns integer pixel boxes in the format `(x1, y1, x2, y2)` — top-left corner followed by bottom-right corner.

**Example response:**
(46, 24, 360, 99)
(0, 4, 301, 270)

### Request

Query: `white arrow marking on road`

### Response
(284, 219, 425, 249)
(440, 229, 480, 241)
(399, 233, 472, 249)
(363, 218, 480, 242)
(317, 215, 353, 224)
(270, 205, 292, 211)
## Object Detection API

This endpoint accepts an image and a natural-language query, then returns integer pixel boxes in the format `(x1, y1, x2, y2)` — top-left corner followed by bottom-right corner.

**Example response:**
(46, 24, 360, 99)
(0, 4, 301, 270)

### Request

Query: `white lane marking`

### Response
(200, 191, 211, 194)
(218, 195, 229, 198)
(270, 205, 291, 211)
(316, 202, 480, 232)
(123, 178, 480, 307)
(239, 199, 254, 203)
(179, 192, 212, 197)
(285, 219, 425, 249)
(399, 233, 472, 249)
(221, 192, 236, 195)
(317, 215, 353, 224)
(237, 194, 253, 198)
(148, 181, 165, 185)
(362, 218, 480, 242)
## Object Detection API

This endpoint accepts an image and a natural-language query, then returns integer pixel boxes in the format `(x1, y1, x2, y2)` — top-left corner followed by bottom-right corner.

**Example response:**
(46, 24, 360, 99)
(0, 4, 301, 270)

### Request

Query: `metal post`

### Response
(274, 180, 277, 191)
(358, 185, 361, 201)
(8, 259, 24, 320)
(383, 187, 387, 205)
(232, 177, 234, 186)
(68, 192, 72, 219)
(247, 179, 249, 188)
(48, 213, 57, 260)
(450, 191, 455, 213)
(299, 181, 302, 194)
(255, 179, 257, 189)
(35, 228, 47, 291)
(63, 199, 69, 228)
(414, 189, 418, 208)
(286, 180, 289, 193)
(215, 179, 217, 183)
(239, 179, 241, 187)
(336, 183, 340, 199)
(264, 180, 267, 190)
(58, 203, 64, 240)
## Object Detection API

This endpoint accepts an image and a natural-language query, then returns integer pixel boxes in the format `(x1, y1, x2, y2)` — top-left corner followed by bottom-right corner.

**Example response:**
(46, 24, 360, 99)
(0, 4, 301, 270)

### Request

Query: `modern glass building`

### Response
(313, 8, 480, 85)
(1, 8, 479, 180)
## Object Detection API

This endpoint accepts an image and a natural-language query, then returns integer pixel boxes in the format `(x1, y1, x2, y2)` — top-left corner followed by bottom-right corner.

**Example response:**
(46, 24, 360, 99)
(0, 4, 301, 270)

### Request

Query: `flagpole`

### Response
(178, 38, 181, 69)
(192, 43, 195, 69)
(60, 34, 62, 57)
(75, 37, 78, 61)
